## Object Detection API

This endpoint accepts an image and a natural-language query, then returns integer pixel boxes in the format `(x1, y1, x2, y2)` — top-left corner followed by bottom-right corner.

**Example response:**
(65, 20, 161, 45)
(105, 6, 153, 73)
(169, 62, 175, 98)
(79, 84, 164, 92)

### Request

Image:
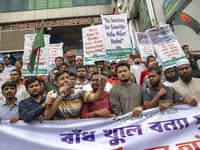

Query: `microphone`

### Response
(46, 83, 69, 110)
(61, 83, 69, 98)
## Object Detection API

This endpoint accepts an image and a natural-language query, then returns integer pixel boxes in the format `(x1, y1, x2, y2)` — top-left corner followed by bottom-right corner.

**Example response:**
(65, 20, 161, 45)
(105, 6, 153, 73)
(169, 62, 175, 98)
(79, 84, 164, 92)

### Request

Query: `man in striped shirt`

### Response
(0, 81, 20, 123)
(44, 70, 107, 120)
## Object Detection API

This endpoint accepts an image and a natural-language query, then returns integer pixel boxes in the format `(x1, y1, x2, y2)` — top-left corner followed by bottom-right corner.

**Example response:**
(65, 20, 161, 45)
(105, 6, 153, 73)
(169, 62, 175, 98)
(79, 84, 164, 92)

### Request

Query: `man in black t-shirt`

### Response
(182, 45, 200, 78)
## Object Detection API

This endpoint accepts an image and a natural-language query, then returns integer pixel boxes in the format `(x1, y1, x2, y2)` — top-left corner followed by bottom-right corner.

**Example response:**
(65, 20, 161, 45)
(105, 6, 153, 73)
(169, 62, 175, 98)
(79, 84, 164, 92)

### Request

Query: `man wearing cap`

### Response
(171, 59, 200, 106)
(107, 62, 120, 87)
(65, 51, 76, 72)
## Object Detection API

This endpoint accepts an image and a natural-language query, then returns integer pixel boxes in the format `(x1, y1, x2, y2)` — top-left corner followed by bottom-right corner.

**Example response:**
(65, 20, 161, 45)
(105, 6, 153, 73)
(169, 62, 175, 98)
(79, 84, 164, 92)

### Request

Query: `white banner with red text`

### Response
(1, 103, 200, 150)
(49, 43, 63, 69)
(22, 34, 50, 75)
(145, 24, 186, 69)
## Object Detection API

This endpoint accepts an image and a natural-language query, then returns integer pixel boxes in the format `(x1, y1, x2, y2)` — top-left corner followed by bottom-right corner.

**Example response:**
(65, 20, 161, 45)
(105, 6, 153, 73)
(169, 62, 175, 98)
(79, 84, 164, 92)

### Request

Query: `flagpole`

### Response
(36, 48, 41, 77)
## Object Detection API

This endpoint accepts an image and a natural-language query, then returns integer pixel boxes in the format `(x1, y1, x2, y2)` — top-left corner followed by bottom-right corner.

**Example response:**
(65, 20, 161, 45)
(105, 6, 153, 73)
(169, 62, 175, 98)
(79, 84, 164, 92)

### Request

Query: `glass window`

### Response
(86, 0, 98, 6)
(48, 0, 61, 9)
(73, 0, 85, 6)
(99, 0, 111, 5)
(0, 0, 8, 13)
(9, 0, 22, 12)
(22, 0, 34, 11)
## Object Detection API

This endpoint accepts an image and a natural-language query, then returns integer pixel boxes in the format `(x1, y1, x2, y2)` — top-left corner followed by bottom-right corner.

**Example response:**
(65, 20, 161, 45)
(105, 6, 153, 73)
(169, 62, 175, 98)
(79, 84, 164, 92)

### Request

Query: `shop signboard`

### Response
(61, 0, 73, 7)
(138, 0, 151, 31)
(48, 0, 60, 8)
(22, 34, 50, 75)
(145, 24, 186, 69)
(163, 0, 192, 22)
(35, 0, 47, 10)
(82, 25, 106, 65)
(101, 14, 133, 56)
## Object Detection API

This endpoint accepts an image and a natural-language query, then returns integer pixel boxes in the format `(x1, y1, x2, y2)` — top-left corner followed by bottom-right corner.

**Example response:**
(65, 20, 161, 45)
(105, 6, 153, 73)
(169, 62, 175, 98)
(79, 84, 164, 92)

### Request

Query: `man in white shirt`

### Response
(130, 54, 146, 84)
(3, 56, 15, 75)
(10, 69, 29, 101)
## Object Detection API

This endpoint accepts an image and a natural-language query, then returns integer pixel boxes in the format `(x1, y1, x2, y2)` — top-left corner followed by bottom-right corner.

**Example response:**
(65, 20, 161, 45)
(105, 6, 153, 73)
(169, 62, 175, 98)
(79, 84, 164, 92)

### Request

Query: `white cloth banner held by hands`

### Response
(1, 103, 200, 149)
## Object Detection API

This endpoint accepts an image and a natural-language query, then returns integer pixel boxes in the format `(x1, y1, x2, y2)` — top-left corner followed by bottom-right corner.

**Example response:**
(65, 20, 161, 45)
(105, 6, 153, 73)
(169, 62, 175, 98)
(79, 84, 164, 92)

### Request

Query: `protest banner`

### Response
(49, 43, 63, 69)
(145, 24, 186, 69)
(82, 25, 106, 65)
(22, 34, 50, 75)
(135, 32, 155, 61)
(101, 14, 133, 56)
(1, 103, 200, 150)
(129, 24, 139, 51)
(0, 73, 5, 101)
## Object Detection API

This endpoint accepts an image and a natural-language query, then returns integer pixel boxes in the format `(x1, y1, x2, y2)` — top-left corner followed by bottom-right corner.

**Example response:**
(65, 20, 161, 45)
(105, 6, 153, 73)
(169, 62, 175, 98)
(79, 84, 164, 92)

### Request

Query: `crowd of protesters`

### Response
(0, 44, 200, 123)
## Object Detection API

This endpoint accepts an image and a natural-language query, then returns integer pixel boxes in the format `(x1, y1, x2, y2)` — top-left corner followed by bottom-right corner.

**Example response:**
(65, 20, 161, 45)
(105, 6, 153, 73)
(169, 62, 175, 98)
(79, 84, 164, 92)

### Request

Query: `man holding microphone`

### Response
(44, 69, 107, 120)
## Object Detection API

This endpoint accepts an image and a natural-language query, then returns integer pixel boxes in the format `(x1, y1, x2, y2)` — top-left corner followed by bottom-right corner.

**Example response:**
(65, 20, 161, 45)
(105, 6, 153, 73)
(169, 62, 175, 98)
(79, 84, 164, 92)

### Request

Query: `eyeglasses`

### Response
(91, 79, 99, 82)
(67, 56, 73, 59)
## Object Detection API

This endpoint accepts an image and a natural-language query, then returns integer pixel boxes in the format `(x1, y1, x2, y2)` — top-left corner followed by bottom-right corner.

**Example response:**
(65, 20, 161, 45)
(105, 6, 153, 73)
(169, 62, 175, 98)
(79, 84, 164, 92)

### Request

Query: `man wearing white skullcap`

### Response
(171, 58, 200, 106)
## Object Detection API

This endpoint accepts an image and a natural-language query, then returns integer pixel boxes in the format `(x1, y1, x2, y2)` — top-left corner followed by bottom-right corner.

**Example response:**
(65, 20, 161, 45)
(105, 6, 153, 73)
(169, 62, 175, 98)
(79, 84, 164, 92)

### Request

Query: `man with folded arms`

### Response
(143, 67, 181, 111)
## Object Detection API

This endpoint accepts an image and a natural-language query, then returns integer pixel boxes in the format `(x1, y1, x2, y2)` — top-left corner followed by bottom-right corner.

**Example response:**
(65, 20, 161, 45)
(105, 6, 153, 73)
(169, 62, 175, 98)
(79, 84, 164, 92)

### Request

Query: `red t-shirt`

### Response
(107, 76, 120, 85)
(140, 68, 148, 85)
(81, 90, 111, 119)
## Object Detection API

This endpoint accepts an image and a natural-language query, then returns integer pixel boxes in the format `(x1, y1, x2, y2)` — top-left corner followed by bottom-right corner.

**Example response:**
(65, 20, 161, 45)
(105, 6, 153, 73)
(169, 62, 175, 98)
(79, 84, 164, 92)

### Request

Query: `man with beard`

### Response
(10, 69, 29, 101)
(107, 62, 120, 87)
(143, 67, 181, 111)
(75, 65, 89, 88)
(81, 71, 117, 119)
(19, 77, 55, 123)
(109, 61, 143, 117)
(171, 59, 200, 106)
(0, 81, 20, 123)
(83, 66, 113, 92)
(163, 67, 178, 86)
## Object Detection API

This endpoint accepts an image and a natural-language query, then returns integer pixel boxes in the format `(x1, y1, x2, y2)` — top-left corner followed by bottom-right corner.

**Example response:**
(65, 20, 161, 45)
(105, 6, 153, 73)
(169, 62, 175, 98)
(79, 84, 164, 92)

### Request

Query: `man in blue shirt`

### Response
(3, 56, 15, 75)
(0, 81, 20, 123)
(19, 77, 55, 123)
(143, 67, 181, 111)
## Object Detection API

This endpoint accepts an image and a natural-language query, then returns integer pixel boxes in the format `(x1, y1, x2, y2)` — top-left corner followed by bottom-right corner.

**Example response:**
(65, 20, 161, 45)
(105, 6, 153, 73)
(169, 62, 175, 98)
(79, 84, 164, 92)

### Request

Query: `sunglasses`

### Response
(67, 56, 73, 58)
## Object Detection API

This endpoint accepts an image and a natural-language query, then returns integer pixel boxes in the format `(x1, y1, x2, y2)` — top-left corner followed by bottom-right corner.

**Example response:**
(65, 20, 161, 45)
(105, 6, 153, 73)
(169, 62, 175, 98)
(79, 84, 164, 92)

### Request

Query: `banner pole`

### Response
(36, 48, 41, 77)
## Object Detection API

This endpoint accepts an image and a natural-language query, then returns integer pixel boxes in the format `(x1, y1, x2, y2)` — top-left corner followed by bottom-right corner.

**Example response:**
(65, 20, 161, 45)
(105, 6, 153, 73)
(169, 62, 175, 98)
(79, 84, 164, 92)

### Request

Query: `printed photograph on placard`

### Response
(145, 24, 186, 69)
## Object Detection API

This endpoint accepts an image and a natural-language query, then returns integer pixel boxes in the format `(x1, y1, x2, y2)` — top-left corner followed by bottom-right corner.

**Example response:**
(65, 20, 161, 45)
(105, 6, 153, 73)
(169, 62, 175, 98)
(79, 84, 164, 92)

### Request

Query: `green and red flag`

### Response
(173, 11, 200, 35)
(27, 20, 45, 73)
